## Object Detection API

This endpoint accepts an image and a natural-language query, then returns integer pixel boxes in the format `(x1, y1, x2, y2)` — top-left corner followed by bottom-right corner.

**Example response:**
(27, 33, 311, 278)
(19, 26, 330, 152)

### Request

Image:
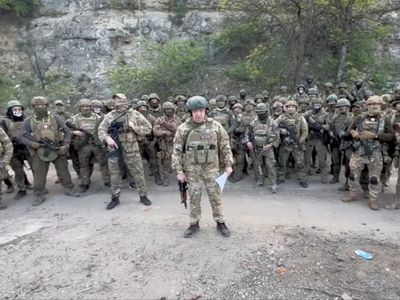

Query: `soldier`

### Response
(92, 100, 104, 116)
(338, 82, 355, 104)
(53, 100, 71, 121)
(351, 79, 371, 103)
(277, 86, 289, 104)
(208, 98, 217, 112)
(174, 95, 189, 122)
(305, 76, 318, 93)
(232, 99, 257, 182)
(98, 93, 152, 210)
(130, 98, 139, 109)
(325, 94, 338, 120)
(153, 101, 181, 186)
(276, 100, 309, 187)
(342, 96, 393, 210)
(232, 103, 244, 118)
(322, 82, 334, 102)
(172, 96, 233, 238)
(351, 102, 363, 117)
(294, 83, 308, 103)
(254, 94, 265, 104)
(69, 99, 110, 193)
(239, 89, 246, 104)
(298, 97, 310, 114)
(0, 126, 13, 209)
(228, 96, 239, 110)
(262, 90, 270, 104)
(1, 100, 32, 200)
(20, 96, 80, 206)
(271, 101, 283, 120)
(148, 93, 163, 119)
(245, 103, 279, 192)
(104, 99, 115, 114)
(208, 95, 237, 135)
(329, 98, 353, 185)
(303, 97, 330, 183)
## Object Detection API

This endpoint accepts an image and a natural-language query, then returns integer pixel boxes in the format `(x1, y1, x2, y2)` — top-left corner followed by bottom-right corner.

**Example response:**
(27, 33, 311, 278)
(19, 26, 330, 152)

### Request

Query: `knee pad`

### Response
(348, 172, 355, 181)
(369, 176, 379, 185)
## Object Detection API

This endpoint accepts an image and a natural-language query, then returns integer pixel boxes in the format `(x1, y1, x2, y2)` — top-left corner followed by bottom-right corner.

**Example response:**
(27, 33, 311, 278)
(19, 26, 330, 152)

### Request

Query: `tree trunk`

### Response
(336, 43, 347, 83)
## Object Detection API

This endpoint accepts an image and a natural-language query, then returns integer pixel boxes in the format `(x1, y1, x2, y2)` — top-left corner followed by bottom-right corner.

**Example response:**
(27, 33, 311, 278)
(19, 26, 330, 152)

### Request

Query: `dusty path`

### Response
(0, 167, 399, 299)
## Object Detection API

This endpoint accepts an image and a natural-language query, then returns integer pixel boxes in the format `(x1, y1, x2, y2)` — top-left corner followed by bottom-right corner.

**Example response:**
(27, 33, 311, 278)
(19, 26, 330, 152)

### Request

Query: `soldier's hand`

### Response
(74, 130, 85, 137)
(30, 142, 41, 149)
(359, 131, 375, 141)
(247, 142, 254, 152)
(128, 121, 138, 133)
(349, 129, 360, 139)
(106, 136, 118, 149)
(225, 165, 233, 176)
(57, 145, 69, 156)
(280, 128, 288, 135)
(177, 171, 187, 183)
(263, 144, 272, 151)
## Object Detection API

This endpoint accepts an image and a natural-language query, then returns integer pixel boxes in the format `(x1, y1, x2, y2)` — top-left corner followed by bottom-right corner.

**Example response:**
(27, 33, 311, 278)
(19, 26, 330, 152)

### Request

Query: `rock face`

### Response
(0, 0, 228, 97)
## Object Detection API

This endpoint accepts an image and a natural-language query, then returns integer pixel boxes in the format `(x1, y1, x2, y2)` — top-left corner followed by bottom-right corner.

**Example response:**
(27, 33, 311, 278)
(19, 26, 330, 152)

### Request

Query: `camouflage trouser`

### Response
(396, 167, 400, 201)
(331, 144, 342, 177)
(253, 149, 276, 185)
(349, 151, 382, 200)
(186, 165, 225, 225)
(139, 139, 157, 176)
(79, 144, 110, 186)
(32, 154, 74, 196)
(108, 147, 147, 197)
(304, 139, 329, 178)
(277, 144, 306, 181)
(10, 152, 32, 192)
(69, 144, 81, 177)
(156, 147, 173, 183)
(233, 145, 247, 180)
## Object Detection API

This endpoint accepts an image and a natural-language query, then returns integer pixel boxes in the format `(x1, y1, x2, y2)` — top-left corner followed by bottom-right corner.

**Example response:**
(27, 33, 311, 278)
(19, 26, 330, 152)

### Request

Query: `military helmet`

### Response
(232, 103, 243, 110)
(54, 100, 64, 106)
(262, 90, 269, 97)
(280, 85, 288, 92)
(92, 100, 103, 107)
(7, 100, 23, 110)
(148, 93, 160, 101)
(297, 83, 306, 89)
(307, 87, 319, 96)
(31, 96, 48, 107)
(255, 103, 268, 113)
(285, 100, 298, 108)
(141, 94, 149, 101)
(174, 95, 187, 103)
(162, 101, 175, 110)
(324, 82, 333, 88)
(228, 95, 238, 103)
(354, 78, 363, 84)
(136, 100, 149, 109)
(338, 82, 348, 88)
(104, 99, 115, 107)
(326, 94, 338, 103)
(382, 94, 391, 103)
(312, 97, 324, 104)
(272, 101, 283, 109)
(216, 95, 227, 102)
(112, 93, 127, 100)
(78, 98, 92, 107)
(352, 102, 363, 108)
(239, 89, 246, 94)
(366, 95, 383, 105)
(37, 147, 58, 162)
(244, 98, 256, 106)
(187, 96, 208, 111)
(336, 98, 351, 108)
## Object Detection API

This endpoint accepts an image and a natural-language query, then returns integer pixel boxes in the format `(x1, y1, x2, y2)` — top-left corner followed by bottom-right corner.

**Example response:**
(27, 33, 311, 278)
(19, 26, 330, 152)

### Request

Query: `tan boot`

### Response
(368, 199, 379, 210)
(342, 192, 358, 202)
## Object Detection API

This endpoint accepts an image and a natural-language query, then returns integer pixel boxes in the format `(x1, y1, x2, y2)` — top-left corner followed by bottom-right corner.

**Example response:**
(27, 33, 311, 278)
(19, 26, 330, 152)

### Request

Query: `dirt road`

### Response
(0, 167, 399, 299)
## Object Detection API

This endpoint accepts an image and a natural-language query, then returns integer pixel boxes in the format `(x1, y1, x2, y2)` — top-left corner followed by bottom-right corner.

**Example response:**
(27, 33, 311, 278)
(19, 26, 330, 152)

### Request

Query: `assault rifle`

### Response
(23, 133, 60, 152)
(279, 123, 301, 147)
(354, 120, 374, 160)
(178, 181, 188, 209)
(66, 121, 97, 145)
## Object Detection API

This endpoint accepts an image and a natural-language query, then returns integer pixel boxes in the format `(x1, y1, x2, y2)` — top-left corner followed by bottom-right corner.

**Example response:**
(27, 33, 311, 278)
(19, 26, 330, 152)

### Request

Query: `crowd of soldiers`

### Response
(1, 76, 400, 221)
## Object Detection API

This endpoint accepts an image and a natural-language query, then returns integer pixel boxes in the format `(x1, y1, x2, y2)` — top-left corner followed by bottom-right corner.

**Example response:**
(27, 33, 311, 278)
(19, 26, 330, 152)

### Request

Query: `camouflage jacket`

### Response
(276, 113, 309, 144)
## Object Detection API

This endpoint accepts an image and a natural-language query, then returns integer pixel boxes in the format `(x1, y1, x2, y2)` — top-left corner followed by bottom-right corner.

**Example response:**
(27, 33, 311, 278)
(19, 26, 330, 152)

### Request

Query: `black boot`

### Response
(106, 195, 120, 210)
(184, 222, 200, 238)
(299, 180, 308, 188)
(4, 178, 13, 193)
(78, 185, 89, 193)
(139, 196, 152, 206)
(216, 222, 231, 237)
(14, 190, 27, 200)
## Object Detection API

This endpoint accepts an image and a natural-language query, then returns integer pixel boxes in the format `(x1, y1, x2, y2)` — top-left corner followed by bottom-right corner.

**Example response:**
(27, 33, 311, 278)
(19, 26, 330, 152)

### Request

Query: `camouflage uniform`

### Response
(174, 95, 190, 122)
(245, 104, 280, 191)
(338, 83, 355, 104)
(148, 93, 163, 119)
(387, 97, 400, 209)
(21, 96, 79, 206)
(207, 96, 237, 135)
(0, 127, 14, 209)
(53, 100, 72, 121)
(351, 79, 371, 103)
(153, 102, 181, 186)
(276, 101, 309, 186)
(172, 115, 233, 226)
(98, 96, 152, 209)
(69, 100, 110, 192)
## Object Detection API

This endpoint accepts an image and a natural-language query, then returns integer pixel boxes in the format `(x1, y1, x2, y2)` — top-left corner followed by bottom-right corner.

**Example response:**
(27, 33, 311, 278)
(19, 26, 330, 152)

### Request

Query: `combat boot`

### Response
(65, 188, 80, 197)
(321, 176, 328, 184)
(277, 178, 285, 185)
(104, 181, 111, 187)
(299, 180, 308, 188)
(139, 196, 152, 206)
(14, 190, 27, 200)
(106, 194, 120, 210)
(162, 178, 169, 186)
(362, 190, 370, 199)
(271, 183, 277, 194)
(184, 222, 199, 238)
(342, 192, 358, 202)
(368, 198, 379, 210)
(338, 183, 349, 191)
(216, 222, 231, 237)
(32, 195, 46, 206)
(329, 175, 339, 184)
(0, 199, 6, 210)
(5, 183, 14, 194)
(129, 182, 136, 190)
(385, 199, 400, 210)
(78, 185, 89, 193)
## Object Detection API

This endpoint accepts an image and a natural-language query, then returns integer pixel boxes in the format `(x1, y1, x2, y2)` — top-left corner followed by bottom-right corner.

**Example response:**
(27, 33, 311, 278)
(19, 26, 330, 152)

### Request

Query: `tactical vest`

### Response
(30, 115, 60, 143)
(212, 111, 230, 131)
(185, 121, 218, 165)
(4, 119, 23, 139)
(253, 120, 276, 147)
(358, 114, 385, 152)
(77, 113, 98, 134)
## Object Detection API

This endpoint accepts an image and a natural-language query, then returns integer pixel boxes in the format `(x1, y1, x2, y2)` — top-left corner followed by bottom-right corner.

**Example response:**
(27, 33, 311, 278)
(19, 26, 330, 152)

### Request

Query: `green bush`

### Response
(0, 0, 35, 16)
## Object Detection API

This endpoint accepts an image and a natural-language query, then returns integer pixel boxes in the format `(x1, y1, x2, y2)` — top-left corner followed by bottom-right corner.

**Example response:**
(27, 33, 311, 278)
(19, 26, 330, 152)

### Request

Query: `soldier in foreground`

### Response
(98, 94, 152, 210)
(0, 126, 14, 209)
(172, 96, 233, 238)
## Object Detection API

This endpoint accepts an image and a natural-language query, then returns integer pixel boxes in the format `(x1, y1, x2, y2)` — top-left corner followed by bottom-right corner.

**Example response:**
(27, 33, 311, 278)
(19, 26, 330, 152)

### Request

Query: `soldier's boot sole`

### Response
(342, 193, 358, 203)
(14, 190, 27, 200)
(368, 199, 379, 210)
